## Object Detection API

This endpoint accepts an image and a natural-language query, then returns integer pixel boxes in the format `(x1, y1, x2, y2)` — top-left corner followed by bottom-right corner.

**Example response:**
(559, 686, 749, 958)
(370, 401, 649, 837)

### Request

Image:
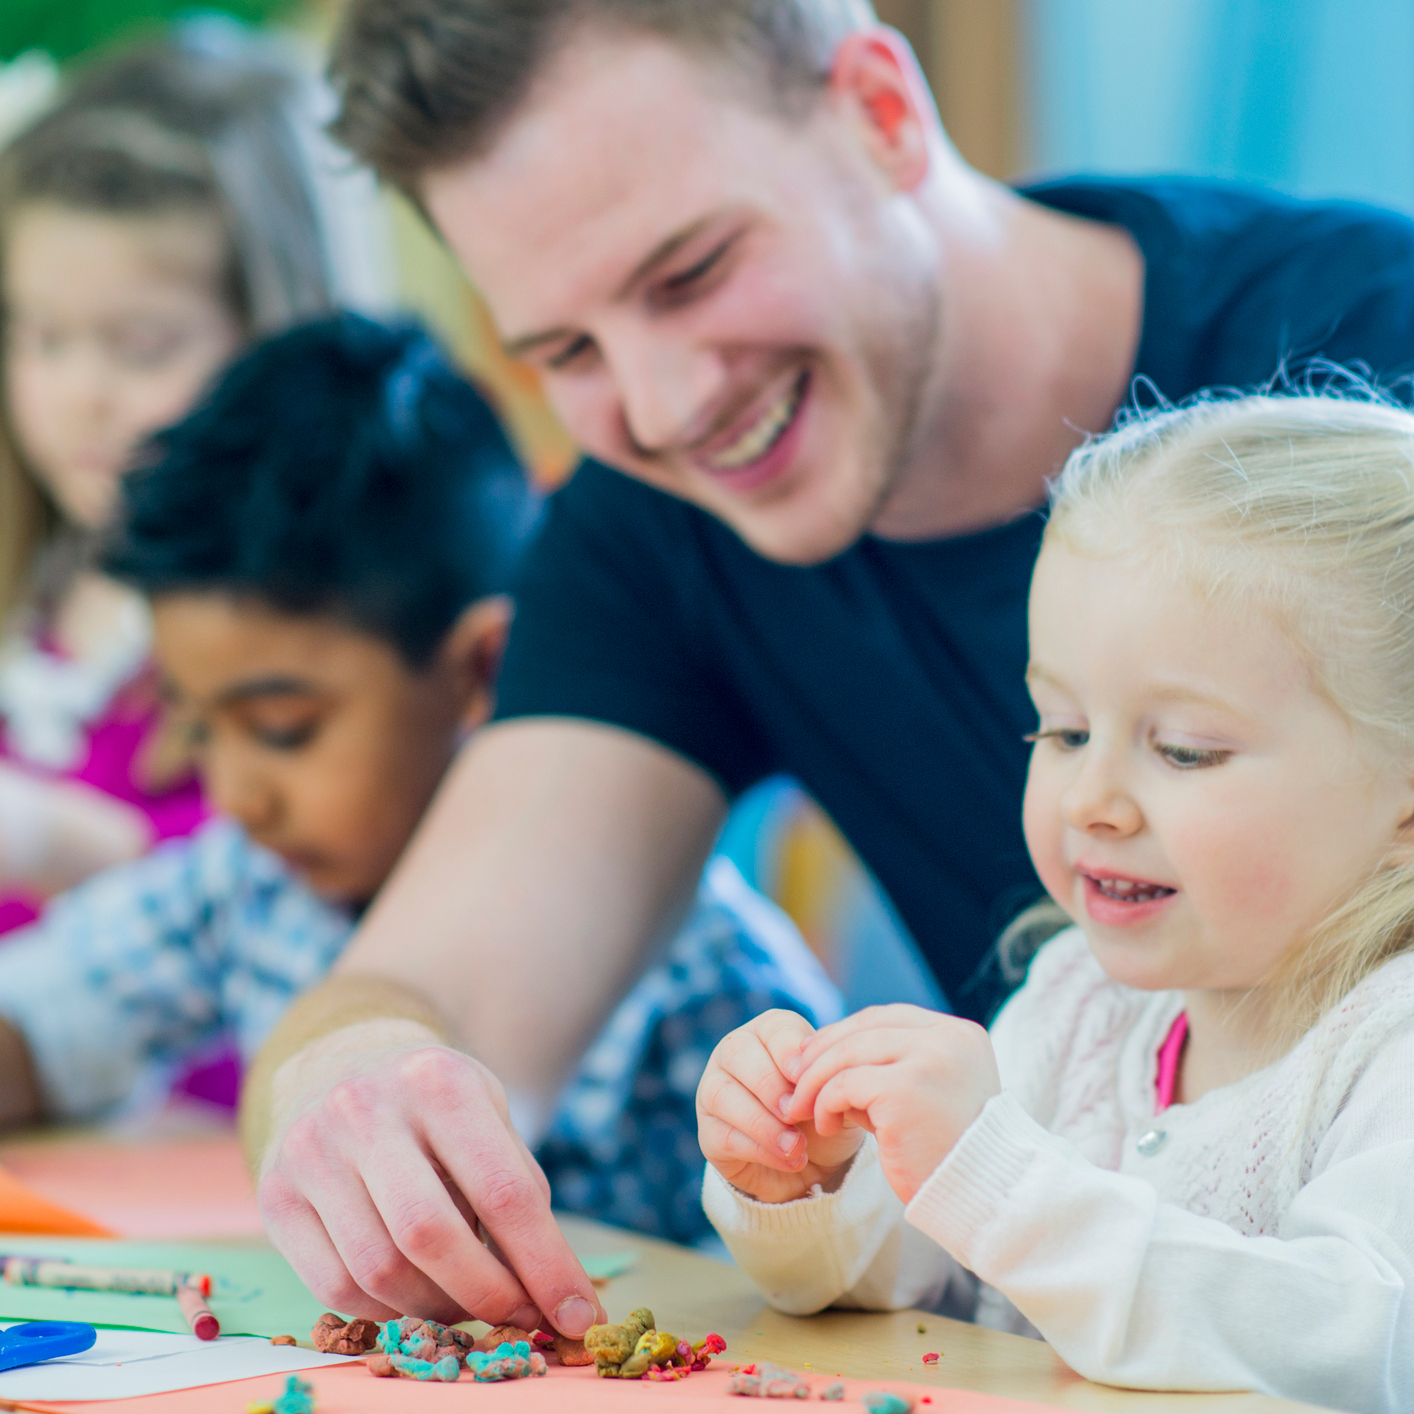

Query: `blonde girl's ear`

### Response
(439, 595, 513, 733)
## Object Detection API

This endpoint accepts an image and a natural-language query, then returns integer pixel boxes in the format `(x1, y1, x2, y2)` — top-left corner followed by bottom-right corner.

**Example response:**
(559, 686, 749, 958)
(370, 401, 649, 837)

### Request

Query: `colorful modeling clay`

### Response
(310, 1313, 380, 1355)
(477, 1323, 532, 1350)
(367, 1352, 461, 1381)
(922, 1352, 940, 1364)
(585, 1307, 655, 1375)
(726, 1361, 811, 1397)
(821, 1381, 846, 1401)
(862, 1393, 914, 1413)
(465, 1340, 549, 1382)
(246, 1375, 317, 1414)
(584, 1310, 726, 1379)
(376, 1316, 477, 1365)
(269, 1335, 296, 1346)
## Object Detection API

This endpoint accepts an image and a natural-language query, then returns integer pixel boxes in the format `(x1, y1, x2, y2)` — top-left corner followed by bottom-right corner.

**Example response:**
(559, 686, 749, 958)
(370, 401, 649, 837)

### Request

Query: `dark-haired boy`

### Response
(0, 313, 838, 1246)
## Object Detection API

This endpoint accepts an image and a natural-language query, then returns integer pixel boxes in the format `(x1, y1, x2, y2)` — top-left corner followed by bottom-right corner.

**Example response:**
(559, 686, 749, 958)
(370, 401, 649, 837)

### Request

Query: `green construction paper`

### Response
(581, 1251, 638, 1281)
(0, 1239, 641, 1338)
(0, 1236, 324, 1338)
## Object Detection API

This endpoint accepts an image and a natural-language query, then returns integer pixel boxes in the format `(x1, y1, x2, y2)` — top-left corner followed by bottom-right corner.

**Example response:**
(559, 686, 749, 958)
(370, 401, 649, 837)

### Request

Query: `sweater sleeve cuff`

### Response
(904, 1091, 1057, 1260)
(703, 1133, 896, 1244)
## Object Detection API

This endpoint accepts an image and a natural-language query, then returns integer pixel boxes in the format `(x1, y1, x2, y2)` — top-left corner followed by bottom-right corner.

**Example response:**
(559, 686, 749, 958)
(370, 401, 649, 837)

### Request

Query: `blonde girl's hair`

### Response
(0, 31, 337, 621)
(1038, 389, 1414, 1038)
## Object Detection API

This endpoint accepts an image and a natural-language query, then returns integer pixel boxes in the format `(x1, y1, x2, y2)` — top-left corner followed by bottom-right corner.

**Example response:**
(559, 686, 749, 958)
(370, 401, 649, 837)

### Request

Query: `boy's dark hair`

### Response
(328, 0, 873, 196)
(103, 313, 541, 669)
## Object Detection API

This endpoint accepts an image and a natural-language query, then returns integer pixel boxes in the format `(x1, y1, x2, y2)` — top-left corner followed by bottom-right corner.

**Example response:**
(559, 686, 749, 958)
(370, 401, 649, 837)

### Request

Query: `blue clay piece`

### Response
(466, 1341, 546, 1383)
(862, 1394, 914, 1413)
(272, 1375, 316, 1413)
(388, 1353, 460, 1381)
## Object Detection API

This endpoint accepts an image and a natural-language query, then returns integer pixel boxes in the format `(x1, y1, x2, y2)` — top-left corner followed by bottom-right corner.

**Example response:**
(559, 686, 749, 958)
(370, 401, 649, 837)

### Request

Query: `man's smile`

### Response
(692, 368, 811, 492)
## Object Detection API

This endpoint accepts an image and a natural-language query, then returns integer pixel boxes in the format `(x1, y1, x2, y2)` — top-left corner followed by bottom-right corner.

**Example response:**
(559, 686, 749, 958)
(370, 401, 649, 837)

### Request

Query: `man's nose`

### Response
(607, 330, 727, 455)
(1060, 747, 1143, 837)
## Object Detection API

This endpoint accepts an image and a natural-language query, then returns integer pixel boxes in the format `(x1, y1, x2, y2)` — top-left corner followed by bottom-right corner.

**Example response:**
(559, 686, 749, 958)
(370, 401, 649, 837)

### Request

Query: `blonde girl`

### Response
(697, 393, 1414, 1413)
(0, 31, 340, 927)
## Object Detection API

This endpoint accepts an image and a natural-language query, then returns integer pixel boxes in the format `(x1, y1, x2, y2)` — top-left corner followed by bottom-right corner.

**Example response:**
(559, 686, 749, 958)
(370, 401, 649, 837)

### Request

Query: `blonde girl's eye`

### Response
(1155, 742, 1230, 770)
(1023, 727, 1090, 751)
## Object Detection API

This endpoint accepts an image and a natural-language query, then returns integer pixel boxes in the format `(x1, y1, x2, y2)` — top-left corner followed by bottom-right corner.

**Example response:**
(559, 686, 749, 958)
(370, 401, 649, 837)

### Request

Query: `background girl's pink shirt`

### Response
(0, 673, 206, 935)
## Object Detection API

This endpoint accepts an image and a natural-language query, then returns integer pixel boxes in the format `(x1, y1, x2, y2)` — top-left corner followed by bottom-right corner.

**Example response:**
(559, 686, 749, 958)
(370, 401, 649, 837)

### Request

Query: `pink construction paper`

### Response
(0, 1134, 263, 1240)
(18, 1359, 1068, 1412)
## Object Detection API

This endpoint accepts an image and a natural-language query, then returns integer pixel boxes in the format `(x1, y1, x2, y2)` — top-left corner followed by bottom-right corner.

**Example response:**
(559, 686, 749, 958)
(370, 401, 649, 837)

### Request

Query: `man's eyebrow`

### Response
(214, 676, 322, 708)
(500, 212, 728, 360)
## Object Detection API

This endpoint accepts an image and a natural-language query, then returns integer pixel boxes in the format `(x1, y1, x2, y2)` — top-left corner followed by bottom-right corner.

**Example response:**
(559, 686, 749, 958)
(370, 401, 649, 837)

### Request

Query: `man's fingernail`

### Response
(555, 1296, 597, 1336)
(777, 1130, 798, 1154)
(778, 1090, 795, 1118)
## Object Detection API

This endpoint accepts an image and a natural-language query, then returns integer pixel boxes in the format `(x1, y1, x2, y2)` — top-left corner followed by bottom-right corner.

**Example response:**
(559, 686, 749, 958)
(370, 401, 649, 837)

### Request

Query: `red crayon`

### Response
(177, 1280, 220, 1341)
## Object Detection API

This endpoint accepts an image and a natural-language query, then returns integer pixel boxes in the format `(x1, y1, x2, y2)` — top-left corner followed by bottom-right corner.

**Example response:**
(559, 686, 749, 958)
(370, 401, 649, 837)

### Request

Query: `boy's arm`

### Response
(245, 716, 727, 1330)
(0, 824, 251, 1121)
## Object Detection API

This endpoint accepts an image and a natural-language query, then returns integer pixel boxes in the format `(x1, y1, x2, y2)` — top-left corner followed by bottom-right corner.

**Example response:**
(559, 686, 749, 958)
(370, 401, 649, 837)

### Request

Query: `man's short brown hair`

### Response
(328, 0, 875, 195)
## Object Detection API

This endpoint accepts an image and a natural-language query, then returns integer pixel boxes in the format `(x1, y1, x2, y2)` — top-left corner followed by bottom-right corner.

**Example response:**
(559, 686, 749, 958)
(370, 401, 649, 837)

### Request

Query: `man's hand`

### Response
(782, 1005, 1000, 1204)
(257, 1030, 604, 1333)
(697, 1010, 864, 1203)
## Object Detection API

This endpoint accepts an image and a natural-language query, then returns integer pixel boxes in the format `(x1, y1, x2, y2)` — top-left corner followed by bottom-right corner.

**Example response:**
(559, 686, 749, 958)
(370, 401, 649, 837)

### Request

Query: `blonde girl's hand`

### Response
(696, 1009, 866, 1204)
(782, 1005, 1001, 1204)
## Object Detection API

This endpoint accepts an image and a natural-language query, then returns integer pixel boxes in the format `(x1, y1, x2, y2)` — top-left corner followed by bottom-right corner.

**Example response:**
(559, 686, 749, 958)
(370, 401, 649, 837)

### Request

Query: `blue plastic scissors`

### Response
(0, 1322, 97, 1371)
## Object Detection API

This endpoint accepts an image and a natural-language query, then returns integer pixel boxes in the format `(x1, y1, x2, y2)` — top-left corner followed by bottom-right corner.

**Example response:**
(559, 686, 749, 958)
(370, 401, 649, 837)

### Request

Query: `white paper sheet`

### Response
(0, 1323, 359, 1399)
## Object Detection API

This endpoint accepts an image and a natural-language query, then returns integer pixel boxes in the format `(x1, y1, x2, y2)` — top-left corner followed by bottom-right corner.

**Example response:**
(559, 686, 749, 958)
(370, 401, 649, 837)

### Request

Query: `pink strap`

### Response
(1154, 1012, 1188, 1114)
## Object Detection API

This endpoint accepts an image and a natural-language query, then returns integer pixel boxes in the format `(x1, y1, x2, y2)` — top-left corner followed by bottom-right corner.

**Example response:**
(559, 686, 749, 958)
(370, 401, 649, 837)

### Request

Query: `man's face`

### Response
(424, 33, 941, 565)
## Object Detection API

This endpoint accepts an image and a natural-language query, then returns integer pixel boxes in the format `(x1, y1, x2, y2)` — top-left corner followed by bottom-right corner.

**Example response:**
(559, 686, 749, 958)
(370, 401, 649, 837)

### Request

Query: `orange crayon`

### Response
(177, 1280, 220, 1340)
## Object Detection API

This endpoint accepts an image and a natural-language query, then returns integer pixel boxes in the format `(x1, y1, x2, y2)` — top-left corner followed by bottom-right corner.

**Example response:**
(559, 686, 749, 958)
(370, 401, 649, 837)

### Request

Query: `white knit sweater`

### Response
(704, 929, 1414, 1414)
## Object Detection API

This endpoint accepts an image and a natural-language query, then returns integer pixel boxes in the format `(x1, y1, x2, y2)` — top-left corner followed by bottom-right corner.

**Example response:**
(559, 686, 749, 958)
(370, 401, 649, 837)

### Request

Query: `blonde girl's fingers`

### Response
(698, 1067, 807, 1168)
(711, 1022, 807, 1122)
(786, 1006, 940, 1081)
(811, 1065, 890, 1138)
(786, 1028, 916, 1124)
(699, 1110, 805, 1173)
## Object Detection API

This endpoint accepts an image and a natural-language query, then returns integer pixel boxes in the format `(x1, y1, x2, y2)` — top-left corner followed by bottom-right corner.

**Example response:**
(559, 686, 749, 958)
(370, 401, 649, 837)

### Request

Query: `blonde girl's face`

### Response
(1022, 540, 1414, 995)
(3, 202, 245, 529)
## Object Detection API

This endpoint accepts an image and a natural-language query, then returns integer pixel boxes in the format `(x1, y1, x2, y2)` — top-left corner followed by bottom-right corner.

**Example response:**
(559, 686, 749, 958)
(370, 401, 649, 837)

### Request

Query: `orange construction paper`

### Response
(0, 1134, 261, 1240)
(0, 1164, 112, 1238)
(16, 1359, 1068, 1413)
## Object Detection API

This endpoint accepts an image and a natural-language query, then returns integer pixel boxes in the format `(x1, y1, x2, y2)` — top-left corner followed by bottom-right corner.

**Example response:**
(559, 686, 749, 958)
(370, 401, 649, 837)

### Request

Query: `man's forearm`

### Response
(239, 974, 452, 1174)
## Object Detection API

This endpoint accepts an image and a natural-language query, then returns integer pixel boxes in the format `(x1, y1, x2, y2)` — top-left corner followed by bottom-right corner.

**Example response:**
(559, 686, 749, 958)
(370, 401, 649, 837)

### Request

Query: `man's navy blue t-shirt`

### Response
(494, 178, 1414, 1021)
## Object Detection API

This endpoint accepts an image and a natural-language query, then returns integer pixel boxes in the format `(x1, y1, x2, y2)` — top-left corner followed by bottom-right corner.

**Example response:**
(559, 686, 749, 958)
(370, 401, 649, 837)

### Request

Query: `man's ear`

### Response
(439, 595, 514, 733)
(829, 29, 935, 192)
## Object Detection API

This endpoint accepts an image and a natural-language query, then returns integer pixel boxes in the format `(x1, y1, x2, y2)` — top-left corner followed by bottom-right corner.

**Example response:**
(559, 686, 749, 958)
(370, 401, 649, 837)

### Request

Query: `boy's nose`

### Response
(208, 763, 281, 836)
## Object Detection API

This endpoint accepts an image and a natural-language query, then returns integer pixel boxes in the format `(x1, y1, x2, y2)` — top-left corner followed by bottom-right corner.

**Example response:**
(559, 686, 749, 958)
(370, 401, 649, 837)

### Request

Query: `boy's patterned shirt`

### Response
(0, 818, 840, 1244)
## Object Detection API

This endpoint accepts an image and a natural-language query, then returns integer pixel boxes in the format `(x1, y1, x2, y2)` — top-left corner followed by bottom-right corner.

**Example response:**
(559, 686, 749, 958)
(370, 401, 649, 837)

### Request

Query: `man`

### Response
(248, 0, 1414, 1337)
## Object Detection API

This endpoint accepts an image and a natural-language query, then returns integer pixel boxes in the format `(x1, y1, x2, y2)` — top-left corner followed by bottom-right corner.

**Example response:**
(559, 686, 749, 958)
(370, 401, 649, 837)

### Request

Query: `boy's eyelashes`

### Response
(181, 715, 321, 753)
(250, 721, 319, 751)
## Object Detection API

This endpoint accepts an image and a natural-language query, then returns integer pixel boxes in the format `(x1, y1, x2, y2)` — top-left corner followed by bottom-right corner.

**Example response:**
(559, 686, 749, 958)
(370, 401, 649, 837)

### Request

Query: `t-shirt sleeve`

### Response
(493, 461, 776, 796)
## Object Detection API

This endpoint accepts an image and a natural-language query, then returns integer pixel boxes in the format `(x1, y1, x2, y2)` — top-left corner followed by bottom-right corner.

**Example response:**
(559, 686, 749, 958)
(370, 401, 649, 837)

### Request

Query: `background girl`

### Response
(698, 393, 1414, 1413)
(0, 29, 350, 929)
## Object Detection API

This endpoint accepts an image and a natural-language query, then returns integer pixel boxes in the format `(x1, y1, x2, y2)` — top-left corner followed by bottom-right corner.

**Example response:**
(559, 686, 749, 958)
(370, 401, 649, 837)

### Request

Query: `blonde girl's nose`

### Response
(1060, 754, 1143, 837)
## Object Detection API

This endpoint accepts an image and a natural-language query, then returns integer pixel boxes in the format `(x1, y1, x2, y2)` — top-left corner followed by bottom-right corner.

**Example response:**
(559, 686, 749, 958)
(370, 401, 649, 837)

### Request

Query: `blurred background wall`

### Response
(5, 0, 1412, 1010)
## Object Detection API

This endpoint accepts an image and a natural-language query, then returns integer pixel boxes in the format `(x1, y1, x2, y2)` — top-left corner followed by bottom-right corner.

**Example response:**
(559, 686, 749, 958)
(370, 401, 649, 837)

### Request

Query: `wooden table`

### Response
(561, 1216, 1323, 1414)
(0, 1126, 1320, 1413)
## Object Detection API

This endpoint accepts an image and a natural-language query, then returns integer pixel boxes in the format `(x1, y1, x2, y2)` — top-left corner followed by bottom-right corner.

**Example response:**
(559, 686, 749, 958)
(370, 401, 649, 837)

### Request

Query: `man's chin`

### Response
(716, 496, 873, 566)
